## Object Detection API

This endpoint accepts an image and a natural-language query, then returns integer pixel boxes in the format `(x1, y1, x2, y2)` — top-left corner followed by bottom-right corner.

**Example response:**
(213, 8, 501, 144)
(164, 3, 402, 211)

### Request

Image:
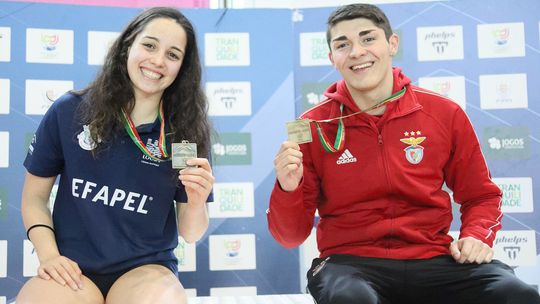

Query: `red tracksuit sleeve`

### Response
(444, 107, 502, 247)
(267, 145, 320, 249)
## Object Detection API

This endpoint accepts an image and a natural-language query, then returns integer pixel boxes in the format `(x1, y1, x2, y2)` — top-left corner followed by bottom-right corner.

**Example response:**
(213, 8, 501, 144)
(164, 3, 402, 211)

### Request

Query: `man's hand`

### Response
(449, 236, 494, 264)
(274, 141, 303, 192)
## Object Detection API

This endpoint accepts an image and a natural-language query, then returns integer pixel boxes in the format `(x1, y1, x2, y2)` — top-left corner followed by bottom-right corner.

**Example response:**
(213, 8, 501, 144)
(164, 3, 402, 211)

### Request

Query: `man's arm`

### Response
(267, 141, 319, 248)
(445, 108, 502, 263)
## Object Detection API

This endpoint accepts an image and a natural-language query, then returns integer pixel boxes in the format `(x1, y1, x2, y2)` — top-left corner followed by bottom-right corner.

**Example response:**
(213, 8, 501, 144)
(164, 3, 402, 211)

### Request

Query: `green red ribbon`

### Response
(315, 87, 406, 153)
(121, 102, 169, 162)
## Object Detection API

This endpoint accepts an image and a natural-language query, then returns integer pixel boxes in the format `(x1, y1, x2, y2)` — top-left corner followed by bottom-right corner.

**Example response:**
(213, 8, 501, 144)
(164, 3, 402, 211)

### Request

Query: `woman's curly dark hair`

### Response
(78, 7, 211, 158)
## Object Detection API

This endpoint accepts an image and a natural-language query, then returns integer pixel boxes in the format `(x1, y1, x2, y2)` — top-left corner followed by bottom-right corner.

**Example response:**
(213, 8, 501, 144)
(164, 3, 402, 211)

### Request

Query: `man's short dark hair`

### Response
(326, 3, 393, 48)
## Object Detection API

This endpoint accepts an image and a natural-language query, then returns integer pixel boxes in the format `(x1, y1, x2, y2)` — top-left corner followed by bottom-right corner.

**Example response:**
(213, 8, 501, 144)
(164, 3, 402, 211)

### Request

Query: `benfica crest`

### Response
(400, 131, 426, 164)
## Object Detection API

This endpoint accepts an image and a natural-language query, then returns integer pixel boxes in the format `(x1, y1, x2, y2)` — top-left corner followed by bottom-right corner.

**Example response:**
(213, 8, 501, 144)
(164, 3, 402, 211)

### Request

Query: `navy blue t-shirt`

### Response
(24, 93, 206, 274)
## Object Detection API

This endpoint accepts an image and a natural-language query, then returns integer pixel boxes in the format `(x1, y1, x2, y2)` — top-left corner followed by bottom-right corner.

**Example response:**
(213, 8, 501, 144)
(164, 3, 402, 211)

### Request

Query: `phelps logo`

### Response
(400, 131, 426, 164)
(336, 149, 357, 165)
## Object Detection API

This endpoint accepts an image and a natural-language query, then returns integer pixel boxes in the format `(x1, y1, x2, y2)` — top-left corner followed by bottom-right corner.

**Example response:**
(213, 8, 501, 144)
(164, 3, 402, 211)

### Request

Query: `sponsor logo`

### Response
(23, 240, 39, 277)
(0, 132, 8, 168)
(25, 79, 73, 115)
(418, 76, 466, 109)
(0, 240, 6, 278)
(87, 31, 119, 65)
(292, 10, 303, 22)
(336, 149, 357, 165)
(479, 74, 528, 109)
(483, 126, 530, 160)
(48, 185, 58, 212)
(209, 234, 256, 270)
(432, 41, 448, 54)
(0, 79, 9, 114)
(299, 32, 331, 66)
(306, 92, 324, 105)
(477, 23, 525, 58)
(0, 27, 11, 62)
(209, 182, 254, 218)
(417, 26, 463, 61)
(224, 240, 241, 257)
(299, 228, 319, 292)
(209, 287, 257, 297)
(25, 133, 35, 155)
(301, 82, 331, 112)
(493, 177, 533, 213)
(26, 28, 74, 64)
(495, 83, 511, 103)
(487, 137, 524, 150)
(174, 237, 196, 272)
(0, 188, 8, 222)
(493, 28, 510, 46)
(205, 33, 250, 66)
(400, 131, 426, 164)
(493, 230, 536, 266)
(71, 178, 151, 214)
(434, 81, 451, 96)
(206, 82, 252, 116)
(41, 33, 59, 51)
(211, 133, 252, 165)
(503, 246, 520, 260)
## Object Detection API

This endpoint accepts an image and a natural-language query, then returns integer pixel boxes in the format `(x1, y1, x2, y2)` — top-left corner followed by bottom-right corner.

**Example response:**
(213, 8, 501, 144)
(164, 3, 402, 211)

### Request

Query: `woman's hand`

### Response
(38, 254, 83, 290)
(178, 158, 215, 204)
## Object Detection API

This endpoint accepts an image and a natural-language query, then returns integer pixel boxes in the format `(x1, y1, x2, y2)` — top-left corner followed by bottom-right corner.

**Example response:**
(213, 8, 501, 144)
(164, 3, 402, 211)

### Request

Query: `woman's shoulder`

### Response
(48, 91, 85, 115)
(54, 91, 84, 107)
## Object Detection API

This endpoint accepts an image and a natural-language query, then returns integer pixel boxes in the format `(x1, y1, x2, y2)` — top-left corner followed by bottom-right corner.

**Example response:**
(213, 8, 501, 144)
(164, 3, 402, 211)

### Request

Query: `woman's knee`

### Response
(16, 276, 104, 304)
(106, 264, 186, 304)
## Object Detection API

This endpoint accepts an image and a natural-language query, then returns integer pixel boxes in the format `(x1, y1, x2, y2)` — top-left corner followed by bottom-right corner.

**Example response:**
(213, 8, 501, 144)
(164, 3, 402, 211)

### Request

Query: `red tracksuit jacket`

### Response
(268, 68, 502, 259)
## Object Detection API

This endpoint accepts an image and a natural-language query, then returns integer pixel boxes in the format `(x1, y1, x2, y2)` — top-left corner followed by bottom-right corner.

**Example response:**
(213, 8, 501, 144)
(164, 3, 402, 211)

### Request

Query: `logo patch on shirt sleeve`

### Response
(77, 125, 97, 151)
(400, 131, 426, 164)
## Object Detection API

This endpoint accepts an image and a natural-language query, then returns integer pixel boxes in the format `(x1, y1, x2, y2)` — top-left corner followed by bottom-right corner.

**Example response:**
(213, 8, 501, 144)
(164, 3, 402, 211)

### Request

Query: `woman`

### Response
(16, 7, 214, 304)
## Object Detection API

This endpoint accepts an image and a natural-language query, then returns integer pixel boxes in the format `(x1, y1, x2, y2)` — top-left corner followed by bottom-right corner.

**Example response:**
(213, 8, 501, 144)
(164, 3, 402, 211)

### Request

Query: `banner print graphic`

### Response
(0, 0, 539, 301)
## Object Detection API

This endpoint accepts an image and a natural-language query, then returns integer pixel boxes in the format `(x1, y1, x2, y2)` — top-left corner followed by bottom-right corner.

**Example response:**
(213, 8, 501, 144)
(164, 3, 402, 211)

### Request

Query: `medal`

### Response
(286, 119, 313, 144)
(171, 140, 197, 169)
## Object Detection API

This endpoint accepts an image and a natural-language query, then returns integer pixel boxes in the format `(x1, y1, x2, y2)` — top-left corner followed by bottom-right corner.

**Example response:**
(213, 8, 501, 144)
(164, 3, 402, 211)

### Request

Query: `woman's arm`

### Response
(22, 172, 83, 290)
(22, 172, 58, 260)
(176, 158, 214, 243)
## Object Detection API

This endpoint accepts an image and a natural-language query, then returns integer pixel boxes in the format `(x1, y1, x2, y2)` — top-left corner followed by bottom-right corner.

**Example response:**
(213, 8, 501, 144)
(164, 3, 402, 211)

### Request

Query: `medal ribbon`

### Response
(314, 87, 406, 153)
(122, 102, 169, 162)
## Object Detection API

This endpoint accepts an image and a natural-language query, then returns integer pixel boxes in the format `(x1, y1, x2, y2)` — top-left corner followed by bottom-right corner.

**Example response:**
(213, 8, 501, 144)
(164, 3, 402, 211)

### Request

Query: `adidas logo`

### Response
(336, 149, 357, 165)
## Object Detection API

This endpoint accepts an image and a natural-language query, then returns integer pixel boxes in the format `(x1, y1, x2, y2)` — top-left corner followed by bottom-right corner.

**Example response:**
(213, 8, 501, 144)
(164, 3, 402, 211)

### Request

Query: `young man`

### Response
(268, 3, 540, 304)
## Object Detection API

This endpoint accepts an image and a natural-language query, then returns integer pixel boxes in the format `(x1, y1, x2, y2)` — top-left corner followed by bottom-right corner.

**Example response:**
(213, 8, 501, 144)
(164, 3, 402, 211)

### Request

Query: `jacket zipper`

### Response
(373, 103, 423, 256)
(377, 131, 393, 256)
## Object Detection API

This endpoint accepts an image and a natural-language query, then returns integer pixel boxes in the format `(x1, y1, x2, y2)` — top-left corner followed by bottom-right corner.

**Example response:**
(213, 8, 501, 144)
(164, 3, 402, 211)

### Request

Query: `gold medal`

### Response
(171, 140, 197, 169)
(286, 119, 313, 144)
